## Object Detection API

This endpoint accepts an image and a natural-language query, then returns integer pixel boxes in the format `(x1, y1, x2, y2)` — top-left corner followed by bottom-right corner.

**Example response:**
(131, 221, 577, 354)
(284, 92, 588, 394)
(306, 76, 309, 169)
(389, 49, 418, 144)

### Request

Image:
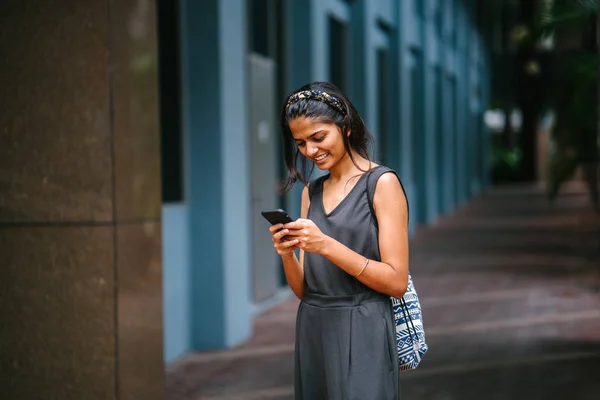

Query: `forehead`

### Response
(289, 117, 336, 139)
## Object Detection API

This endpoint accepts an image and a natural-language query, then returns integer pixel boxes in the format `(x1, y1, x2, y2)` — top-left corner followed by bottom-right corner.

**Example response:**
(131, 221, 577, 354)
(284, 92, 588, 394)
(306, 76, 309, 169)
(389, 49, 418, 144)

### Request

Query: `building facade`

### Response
(1, 0, 493, 396)
(162, 0, 492, 363)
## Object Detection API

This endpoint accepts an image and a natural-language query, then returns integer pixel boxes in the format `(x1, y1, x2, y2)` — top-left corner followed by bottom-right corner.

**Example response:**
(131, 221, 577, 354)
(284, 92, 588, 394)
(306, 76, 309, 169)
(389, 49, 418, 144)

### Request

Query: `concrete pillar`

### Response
(0, 0, 164, 398)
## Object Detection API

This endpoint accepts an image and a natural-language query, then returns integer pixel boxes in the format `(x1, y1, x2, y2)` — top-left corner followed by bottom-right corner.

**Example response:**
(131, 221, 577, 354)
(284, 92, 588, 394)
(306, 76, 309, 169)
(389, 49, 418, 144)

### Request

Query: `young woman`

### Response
(269, 81, 409, 400)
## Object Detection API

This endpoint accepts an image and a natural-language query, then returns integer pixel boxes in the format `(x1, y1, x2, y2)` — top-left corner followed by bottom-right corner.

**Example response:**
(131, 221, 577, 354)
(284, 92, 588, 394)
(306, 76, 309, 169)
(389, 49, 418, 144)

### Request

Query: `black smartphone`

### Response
(261, 209, 293, 226)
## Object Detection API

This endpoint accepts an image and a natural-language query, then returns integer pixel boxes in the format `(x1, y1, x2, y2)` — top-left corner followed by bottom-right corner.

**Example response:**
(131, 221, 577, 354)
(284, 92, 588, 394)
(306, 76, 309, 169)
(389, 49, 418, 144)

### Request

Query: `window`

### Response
(435, 66, 445, 212)
(410, 51, 423, 186)
(435, 2, 444, 36)
(377, 48, 390, 164)
(410, 50, 426, 222)
(157, 0, 184, 202)
(249, 0, 271, 57)
(413, 0, 424, 18)
(451, 77, 459, 204)
(329, 17, 347, 92)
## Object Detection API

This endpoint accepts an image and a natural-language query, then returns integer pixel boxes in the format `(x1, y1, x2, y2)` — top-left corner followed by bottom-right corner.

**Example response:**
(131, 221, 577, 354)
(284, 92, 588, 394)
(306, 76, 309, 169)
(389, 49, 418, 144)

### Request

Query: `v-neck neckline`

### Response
(320, 170, 371, 217)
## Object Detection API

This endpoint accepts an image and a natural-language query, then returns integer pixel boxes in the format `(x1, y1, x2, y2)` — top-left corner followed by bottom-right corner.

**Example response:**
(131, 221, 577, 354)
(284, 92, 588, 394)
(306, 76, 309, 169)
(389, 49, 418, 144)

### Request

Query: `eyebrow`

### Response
(294, 130, 326, 141)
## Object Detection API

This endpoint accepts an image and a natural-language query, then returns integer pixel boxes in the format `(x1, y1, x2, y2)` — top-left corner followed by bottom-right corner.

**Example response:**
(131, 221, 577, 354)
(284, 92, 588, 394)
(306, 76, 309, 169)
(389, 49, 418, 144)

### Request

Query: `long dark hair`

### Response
(280, 81, 374, 192)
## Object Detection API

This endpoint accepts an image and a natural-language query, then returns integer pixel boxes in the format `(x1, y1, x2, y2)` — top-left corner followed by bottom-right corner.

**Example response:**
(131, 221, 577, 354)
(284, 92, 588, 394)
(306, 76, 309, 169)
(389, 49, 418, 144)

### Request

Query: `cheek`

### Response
(330, 136, 346, 154)
(297, 146, 308, 157)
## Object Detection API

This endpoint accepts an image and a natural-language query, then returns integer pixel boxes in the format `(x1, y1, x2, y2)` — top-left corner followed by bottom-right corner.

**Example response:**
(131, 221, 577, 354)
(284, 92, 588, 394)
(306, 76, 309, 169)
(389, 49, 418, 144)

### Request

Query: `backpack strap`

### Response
(365, 166, 409, 230)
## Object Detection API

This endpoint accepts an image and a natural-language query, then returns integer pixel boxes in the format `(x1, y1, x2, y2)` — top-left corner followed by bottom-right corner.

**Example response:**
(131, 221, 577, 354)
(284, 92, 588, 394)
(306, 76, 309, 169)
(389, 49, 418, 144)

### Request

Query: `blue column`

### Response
(397, 0, 418, 235)
(347, 0, 379, 158)
(348, 0, 366, 111)
(282, 0, 313, 220)
(433, 1, 448, 215)
(422, 0, 439, 223)
(468, 21, 480, 196)
(403, 1, 429, 226)
(181, 0, 252, 350)
(363, 1, 378, 147)
(310, 0, 329, 80)
(310, 0, 350, 81)
(480, 49, 491, 188)
(382, 1, 401, 173)
(440, 0, 456, 214)
(455, 2, 469, 205)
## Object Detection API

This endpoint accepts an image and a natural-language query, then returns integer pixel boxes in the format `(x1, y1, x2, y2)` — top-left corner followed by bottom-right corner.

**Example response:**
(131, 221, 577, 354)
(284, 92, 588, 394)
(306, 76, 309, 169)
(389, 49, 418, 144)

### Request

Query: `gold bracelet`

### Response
(355, 258, 370, 278)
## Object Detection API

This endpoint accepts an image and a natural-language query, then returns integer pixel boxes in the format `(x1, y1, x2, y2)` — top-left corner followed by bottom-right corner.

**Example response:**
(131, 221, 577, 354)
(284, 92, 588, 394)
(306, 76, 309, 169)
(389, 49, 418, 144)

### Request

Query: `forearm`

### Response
(281, 252, 305, 299)
(321, 237, 407, 298)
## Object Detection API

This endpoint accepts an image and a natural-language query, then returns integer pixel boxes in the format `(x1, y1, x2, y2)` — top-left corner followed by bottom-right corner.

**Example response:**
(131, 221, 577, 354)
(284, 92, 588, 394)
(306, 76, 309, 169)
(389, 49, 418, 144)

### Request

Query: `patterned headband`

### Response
(285, 90, 346, 115)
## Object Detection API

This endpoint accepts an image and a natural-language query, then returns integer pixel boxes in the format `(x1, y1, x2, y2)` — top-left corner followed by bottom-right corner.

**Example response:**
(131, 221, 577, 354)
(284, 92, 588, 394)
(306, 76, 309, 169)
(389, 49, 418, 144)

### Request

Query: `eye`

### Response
(295, 141, 305, 147)
(314, 135, 326, 142)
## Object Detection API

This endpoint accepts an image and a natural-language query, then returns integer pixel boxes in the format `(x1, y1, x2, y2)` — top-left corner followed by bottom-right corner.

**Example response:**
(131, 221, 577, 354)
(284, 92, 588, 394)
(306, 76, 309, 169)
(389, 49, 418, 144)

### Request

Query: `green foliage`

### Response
(547, 51, 598, 206)
(532, 0, 599, 211)
(490, 137, 523, 183)
(538, 0, 597, 31)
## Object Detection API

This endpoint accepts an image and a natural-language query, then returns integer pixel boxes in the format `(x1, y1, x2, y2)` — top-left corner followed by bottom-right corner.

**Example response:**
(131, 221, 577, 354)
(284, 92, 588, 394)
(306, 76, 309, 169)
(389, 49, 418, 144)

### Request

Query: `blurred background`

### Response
(1, 0, 598, 399)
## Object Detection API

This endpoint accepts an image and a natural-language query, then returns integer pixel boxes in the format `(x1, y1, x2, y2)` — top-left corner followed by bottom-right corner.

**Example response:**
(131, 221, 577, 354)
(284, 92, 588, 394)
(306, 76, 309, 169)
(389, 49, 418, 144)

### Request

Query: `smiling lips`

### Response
(314, 153, 329, 163)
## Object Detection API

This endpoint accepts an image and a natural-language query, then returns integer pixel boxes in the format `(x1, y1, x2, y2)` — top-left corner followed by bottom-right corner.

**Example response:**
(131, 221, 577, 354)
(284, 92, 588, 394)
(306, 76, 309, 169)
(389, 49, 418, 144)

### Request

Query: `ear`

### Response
(346, 129, 352, 137)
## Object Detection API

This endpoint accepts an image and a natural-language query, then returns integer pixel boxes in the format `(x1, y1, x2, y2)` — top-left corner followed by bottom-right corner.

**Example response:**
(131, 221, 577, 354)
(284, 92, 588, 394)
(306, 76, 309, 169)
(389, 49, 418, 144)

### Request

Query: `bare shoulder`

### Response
(374, 171, 403, 195)
(376, 171, 400, 186)
(373, 171, 408, 211)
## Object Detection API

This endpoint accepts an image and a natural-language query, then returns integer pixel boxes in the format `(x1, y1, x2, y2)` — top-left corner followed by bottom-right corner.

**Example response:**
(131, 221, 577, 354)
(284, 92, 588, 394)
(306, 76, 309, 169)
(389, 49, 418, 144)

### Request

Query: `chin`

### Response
(314, 158, 334, 170)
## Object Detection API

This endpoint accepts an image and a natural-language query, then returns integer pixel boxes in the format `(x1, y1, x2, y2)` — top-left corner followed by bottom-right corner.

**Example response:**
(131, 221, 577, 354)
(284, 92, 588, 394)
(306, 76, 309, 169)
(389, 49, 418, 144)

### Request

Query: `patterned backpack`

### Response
(365, 166, 428, 371)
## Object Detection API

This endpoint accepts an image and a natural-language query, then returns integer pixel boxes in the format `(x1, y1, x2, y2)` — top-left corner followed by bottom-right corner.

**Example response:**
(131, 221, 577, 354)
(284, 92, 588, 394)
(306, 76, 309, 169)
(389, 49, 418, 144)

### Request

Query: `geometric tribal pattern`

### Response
(364, 166, 428, 372)
(391, 273, 428, 371)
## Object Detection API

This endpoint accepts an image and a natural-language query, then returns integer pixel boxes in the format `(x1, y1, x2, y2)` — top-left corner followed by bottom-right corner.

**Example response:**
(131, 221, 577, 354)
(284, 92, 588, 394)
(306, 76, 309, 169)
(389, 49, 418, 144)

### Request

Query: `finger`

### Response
(269, 224, 284, 234)
(285, 219, 313, 229)
(282, 229, 302, 237)
(283, 220, 307, 229)
(275, 237, 298, 246)
(282, 221, 296, 230)
(280, 238, 299, 247)
(274, 228, 290, 241)
(274, 241, 297, 254)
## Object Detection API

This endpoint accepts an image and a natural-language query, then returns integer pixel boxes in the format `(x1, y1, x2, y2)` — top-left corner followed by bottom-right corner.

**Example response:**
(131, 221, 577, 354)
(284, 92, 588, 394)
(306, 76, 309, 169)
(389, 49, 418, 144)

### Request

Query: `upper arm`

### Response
(301, 185, 310, 219)
(299, 185, 311, 269)
(372, 173, 409, 278)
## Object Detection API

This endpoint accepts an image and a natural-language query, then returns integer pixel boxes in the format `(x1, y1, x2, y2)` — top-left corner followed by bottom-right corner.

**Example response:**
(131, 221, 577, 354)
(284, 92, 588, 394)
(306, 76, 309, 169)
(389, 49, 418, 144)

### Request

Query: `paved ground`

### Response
(166, 182, 600, 400)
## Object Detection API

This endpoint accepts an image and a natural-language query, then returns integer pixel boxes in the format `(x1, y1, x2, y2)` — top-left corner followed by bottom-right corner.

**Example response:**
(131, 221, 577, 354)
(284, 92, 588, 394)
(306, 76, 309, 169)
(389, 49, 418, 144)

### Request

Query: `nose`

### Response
(307, 144, 319, 157)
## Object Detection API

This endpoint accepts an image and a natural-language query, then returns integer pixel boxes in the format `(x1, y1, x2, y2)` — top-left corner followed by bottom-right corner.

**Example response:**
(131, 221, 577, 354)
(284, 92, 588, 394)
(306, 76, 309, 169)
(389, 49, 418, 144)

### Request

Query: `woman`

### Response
(269, 81, 409, 400)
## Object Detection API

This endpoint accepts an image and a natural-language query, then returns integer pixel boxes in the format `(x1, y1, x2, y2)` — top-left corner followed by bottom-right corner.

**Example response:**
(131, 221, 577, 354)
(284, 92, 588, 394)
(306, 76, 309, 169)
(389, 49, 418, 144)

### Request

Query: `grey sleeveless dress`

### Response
(294, 166, 401, 400)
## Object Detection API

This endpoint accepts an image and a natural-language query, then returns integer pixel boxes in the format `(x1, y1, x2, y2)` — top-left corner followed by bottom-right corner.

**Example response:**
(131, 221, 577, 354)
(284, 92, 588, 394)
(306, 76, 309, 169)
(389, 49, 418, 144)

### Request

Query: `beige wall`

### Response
(0, 0, 164, 398)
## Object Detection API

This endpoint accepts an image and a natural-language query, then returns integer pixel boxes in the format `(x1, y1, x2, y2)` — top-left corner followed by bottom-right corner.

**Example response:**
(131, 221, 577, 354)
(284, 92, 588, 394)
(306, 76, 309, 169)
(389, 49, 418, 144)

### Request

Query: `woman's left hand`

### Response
(283, 218, 329, 254)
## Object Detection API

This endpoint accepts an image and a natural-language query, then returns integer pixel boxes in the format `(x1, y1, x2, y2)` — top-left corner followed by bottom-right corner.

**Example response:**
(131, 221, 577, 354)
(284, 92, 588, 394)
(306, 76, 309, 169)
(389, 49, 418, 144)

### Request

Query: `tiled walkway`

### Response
(166, 182, 600, 400)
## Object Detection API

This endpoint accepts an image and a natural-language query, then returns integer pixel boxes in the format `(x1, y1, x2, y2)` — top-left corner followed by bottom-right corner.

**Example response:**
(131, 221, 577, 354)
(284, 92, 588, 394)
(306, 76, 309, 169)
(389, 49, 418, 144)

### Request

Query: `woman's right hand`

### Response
(269, 224, 300, 257)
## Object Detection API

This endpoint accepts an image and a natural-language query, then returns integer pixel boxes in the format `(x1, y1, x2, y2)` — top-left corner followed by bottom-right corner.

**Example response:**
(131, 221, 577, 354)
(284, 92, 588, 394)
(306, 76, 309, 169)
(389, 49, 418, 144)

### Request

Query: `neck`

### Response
(328, 151, 372, 182)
